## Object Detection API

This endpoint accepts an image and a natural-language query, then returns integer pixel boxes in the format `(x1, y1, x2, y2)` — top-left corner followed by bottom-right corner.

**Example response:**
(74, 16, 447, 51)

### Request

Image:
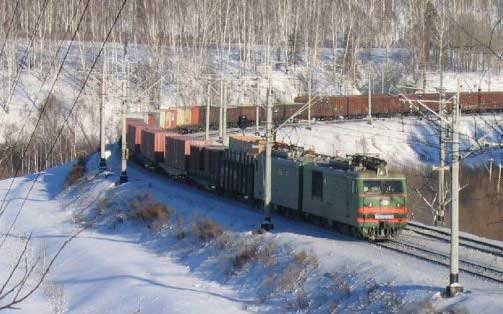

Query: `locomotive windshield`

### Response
(362, 180, 404, 194)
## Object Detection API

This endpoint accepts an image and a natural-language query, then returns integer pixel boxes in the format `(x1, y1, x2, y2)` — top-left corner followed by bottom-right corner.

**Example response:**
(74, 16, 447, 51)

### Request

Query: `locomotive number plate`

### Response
(375, 214, 394, 220)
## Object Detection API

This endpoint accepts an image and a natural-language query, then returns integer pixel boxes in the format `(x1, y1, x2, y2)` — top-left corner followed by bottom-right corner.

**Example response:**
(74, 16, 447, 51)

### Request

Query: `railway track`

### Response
(405, 222, 503, 258)
(373, 222, 503, 283)
(376, 239, 503, 283)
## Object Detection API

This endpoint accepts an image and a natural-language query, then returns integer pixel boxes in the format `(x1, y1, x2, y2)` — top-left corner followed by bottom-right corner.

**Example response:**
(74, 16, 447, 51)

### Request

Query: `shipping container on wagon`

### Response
(228, 135, 266, 155)
(191, 107, 200, 125)
(163, 135, 212, 174)
(218, 150, 256, 197)
(140, 128, 175, 163)
(158, 109, 177, 129)
(173, 107, 192, 126)
(148, 112, 160, 127)
(126, 118, 147, 154)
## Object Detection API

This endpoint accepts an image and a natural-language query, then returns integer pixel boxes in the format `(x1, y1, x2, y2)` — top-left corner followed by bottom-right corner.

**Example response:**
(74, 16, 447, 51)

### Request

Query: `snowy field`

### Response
(0, 147, 501, 313)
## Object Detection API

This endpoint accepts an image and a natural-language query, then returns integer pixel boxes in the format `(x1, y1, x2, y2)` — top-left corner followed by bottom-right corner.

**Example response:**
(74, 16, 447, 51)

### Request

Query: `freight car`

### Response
(155, 91, 503, 132)
(126, 119, 408, 240)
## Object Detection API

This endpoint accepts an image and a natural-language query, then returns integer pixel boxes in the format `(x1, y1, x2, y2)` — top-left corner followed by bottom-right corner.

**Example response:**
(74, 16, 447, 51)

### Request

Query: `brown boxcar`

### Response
(198, 106, 221, 128)
(140, 128, 175, 163)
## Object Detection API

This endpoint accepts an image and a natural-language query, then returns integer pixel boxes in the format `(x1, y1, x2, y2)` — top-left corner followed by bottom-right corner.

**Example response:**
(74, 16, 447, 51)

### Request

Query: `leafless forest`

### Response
(1, 0, 502, 76)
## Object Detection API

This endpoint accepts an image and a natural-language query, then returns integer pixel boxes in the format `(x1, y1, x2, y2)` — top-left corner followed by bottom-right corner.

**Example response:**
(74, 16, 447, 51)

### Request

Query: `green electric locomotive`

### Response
(255, 149, 408, 240)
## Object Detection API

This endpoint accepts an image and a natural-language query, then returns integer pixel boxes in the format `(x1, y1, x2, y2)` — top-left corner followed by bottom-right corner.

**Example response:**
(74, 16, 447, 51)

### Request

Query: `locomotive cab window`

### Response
(312, 171, 323, 200)
(362, 180, 403, 194)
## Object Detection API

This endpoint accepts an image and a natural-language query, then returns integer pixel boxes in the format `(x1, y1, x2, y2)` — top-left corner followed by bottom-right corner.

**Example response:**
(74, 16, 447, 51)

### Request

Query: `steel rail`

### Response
(406, 222, 503, 257)
(376, 239, 503, 284)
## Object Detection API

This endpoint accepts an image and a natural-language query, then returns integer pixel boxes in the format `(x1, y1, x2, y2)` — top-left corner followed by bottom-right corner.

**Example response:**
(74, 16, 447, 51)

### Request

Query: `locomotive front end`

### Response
(356, 177, 408, 240)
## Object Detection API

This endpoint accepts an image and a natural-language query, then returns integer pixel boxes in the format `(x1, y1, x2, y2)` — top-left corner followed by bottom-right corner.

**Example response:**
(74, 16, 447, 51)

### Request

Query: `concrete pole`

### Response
(261, 75, 274, 231)
(256, 104, 260, 133)
(99, 57, 107, 172)
(205, 83, 210, 140)
(489, 159, 493, 182)
(381, 64, 385, 94)
(222, 84, 228, 145)
(446, 81, 463, 297)
(256, 80, 260, 134)
(119, 65, 128, 184)
(368, 71, 372, 125)
(219, 80, 223, 140)
(307, 72, 312, 125)
(437, 51, 446, 226)
(498, 165, 502, 195)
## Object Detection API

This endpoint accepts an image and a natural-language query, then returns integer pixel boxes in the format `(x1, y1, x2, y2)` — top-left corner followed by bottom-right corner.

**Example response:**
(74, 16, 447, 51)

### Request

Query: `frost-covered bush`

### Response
(192, 218, 223, 241)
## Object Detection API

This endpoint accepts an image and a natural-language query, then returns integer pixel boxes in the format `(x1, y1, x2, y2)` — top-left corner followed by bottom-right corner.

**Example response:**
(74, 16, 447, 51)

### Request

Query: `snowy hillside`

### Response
(2, 41, 501, 145)
(0, 147, 501, 313)
(275, 115, 503, 166)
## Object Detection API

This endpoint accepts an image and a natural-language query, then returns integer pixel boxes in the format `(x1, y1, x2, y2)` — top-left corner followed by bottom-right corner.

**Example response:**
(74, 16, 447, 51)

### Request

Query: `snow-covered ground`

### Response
(0, 147, 501, 313)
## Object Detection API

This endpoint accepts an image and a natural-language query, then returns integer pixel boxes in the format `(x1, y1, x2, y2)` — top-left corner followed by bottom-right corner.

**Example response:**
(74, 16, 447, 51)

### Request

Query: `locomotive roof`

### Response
(306, 164, 406, 179)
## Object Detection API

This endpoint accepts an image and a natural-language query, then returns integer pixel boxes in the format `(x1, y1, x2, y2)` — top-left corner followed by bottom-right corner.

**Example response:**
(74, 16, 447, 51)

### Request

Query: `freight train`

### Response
(146, 91, 503, 132)
(126, 119, 408, 240)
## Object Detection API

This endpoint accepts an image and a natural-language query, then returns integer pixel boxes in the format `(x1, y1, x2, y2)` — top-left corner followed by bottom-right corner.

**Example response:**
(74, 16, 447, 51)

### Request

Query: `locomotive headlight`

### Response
(380, 199, 390, 206)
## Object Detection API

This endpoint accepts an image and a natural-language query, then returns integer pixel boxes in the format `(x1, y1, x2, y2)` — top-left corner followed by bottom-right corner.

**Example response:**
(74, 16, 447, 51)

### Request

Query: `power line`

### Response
(0, 0, 129, 248)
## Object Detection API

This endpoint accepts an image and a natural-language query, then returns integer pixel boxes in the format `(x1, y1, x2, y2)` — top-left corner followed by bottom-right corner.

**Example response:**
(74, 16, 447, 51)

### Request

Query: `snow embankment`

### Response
(0, 148, 502, 313)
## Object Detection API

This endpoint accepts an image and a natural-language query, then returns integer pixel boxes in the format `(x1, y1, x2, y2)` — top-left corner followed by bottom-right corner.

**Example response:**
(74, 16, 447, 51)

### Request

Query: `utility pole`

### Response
(255, 104, 260, 134)
(99, 58, 107, 172)
(307, 72, 312, 125)
(256, 80, 260, 134)
(437, 54, 446, 225)
(222, 83, 228, 145)
(219, 80, 224, 141)
(381, 64, 385, 94)
(489, 158, 494, 182)
(119, 63, 128, 184)
(261, 72, 274, 231)
(446, 81, 463, 297)
(368, 71, 372, 125)
(206, 83, 211, 140)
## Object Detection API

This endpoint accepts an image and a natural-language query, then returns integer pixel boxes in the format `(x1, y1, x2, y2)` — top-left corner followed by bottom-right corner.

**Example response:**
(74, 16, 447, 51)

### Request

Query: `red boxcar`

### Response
(126, 118, 147, 154)
(191, 107, 200, 125)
